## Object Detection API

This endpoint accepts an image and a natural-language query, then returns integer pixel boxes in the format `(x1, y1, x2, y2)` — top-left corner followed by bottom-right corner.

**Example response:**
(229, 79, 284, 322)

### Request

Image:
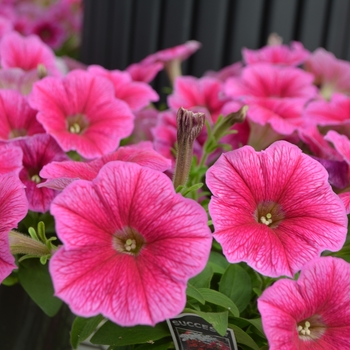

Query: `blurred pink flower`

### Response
(13, 134, 68, 213)
(225, 64, 316, 102)
(0, 31, 60, 76)
(324, 131, 350, 213)
(142, 40, 201, 65)
(31, 19, 66, 50)
(243, 41, 310, 66)
(50, 161, 212, 326)
(126, 61, 164, 83)
(204, 62, 243, 82)
(0, 89, 44, 140)
(29, 70, 134, 159)
(206, 141, 347, 277)
(168, 76, 227, 121)
(304, 48, 350, 99)
(0, 173, 27, 284)
(40, 141, 171, 190)
(88, 65, 159, 112)
(258, 257, 350, 349)
(0, 68, 41, 95)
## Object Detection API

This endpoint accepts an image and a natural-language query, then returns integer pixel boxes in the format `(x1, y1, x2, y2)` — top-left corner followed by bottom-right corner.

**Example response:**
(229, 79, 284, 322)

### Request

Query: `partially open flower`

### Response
(258, 257, 350, 349)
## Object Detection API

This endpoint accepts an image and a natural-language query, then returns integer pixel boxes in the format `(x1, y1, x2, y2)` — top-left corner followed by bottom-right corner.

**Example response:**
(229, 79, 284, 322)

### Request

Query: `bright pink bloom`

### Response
(49, 161, 212, 326)
(31, 19, 66, 50)
(13, 134, 68, 213)
(40, 141, 171, 190)
(258, 257, 350, 349)
(225, 64, 316, 102)
(88, 65, 159, 112)
(29, 70, 134, 159)
(204, 62, 243, 82)
(324, 131, 350, 213)
(126, 61, 164, 83)
(206, 141, 347, 277)
(130, 107, 158, 142)
(304, 48, 350, 99)
(0, 173, 27, 284)
(0, 90, 44, 140)
(0, 143, 23, 175)
(0, 15, 13, 39)
(0, 31, 60, 76)
(168, 76, 227, 121)
(243, 42, 310, 66)
(141, 40, 201, 65)
(303, 93, 350, 128)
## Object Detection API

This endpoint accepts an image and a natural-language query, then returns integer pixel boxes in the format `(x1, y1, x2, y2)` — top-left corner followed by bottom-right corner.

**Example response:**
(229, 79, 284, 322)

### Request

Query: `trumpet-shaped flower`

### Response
(29, 70, 134, 159)
(206, 141, 347, 277)
(0, 143, 23, 175)
(0, 31, 60, 76)
(88, 65, 159, 112)
(0, 89, 44, 140)
(243, 41, 310, 66)
(50, 161, 212, 326)
(14, 134, 68, 212)
(0, 173, 27, 283)
(39, 141, 171, 190)
(258, 257, 350, 349)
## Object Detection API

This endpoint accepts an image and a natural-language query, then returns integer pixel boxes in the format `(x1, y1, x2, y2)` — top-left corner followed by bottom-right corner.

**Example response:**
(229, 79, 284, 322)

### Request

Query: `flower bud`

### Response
(173, 107, 205, 189)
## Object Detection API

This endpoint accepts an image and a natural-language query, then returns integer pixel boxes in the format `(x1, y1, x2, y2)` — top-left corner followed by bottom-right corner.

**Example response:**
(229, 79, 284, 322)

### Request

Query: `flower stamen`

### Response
(124, 239, 137, 252)
(31, 174, 41, 184)
(298, 321, 311, 336)
(69, 123, 81, 134)
(260, 213, 273, 225)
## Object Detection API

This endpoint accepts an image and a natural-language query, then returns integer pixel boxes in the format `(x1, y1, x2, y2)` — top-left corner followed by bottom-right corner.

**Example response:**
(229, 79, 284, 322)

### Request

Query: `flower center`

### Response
(255, 201, 285, 228)
(9, 128, 27, 139)
(66, 113, 89, 134)
(113, 227, 146, 256)
(297, 315, 326, 341)
(31, 174, 41, 184)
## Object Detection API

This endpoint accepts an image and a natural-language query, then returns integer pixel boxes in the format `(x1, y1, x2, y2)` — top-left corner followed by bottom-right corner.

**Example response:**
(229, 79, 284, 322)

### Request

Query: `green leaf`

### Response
(186, 283, 205, 304)
(198, 288, 239, 317)
(228, 324, 260, 350)
(219, 264, 251, 312)
(70, 315, 104, 349)
(208, 251, 229, 274)
(240, 318, 265, 337)
(184, 309, 228, 336)
(91, 322, 170, 346)
(2, 273, 18, 286)
(18, 259, 62, 317)
(181, 183, 203, 197)
(189, 264, 213, 288)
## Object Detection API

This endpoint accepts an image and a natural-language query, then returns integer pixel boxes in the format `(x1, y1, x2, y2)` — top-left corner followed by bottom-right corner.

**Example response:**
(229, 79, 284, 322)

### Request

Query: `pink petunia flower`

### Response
(141, 40, 201, 65)
(168, 76, 227, 121)
(49, 161, 212, 326)
(258, 256, 350, 349)
(324, 131, 350, 213)
(304, 48, 350, 99)
(0, 173, 27, 284)
(242, 41, 310, 66)
(39, 141, 171, 190)
(225, 64, 316, 102)
(206, 141, 347, 277)
(0, 89, 44, 140)
(0, 143, 23, 175)
(141, 40, 201, 85)
(0, 31, 60, 76)
(13, 134, 69, 213)
(204, 62, 243, 82)
(126, 61, 164, 83)
(31, 18, 66, 50)
(29, 70, 134, 159)
(88, 65, 159, 112)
